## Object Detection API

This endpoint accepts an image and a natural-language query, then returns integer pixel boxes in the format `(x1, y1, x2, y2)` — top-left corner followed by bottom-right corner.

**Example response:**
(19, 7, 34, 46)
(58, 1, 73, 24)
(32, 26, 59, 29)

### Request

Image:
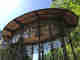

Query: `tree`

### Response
(50, 0, 80, 16)
(45, 0, 80, 60)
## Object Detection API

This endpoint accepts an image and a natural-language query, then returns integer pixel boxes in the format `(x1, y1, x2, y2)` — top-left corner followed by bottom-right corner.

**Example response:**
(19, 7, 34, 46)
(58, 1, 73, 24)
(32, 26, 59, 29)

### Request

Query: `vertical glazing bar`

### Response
(48, 24, 54, 60)
(63, 38, 67, 56)
(24, 46, 29, 60)
(37, 23, 41, 60)
(68, 32, 77, 60)
(29, 25, 34, 60)
(61, 36, 67, 60)
(59, 24, 67, 60)
(41, 43, 44, 60)
(32, 44, 34, 60)
(35, 12, 41, 60)
(28, 25, 31, 38)
(52, 24, 56, 36)
(18, 34, 24, 60)
(63, 38, 67, 60)
(16, 28, 24, 60)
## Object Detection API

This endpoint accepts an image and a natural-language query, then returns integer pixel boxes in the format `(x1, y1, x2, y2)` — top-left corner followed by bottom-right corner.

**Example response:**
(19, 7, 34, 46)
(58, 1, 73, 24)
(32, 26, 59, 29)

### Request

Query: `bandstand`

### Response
(2, 8, 78, 60)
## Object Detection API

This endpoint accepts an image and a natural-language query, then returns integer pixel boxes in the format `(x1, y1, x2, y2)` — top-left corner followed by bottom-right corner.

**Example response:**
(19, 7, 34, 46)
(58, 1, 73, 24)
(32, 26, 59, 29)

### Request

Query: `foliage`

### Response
(45, 0, 80, 60)
(50, 0, 80, 16)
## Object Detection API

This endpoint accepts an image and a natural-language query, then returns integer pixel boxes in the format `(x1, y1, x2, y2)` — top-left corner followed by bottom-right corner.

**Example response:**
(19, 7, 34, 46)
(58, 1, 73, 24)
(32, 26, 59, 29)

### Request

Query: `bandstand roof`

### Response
(2, 8, 78, 44)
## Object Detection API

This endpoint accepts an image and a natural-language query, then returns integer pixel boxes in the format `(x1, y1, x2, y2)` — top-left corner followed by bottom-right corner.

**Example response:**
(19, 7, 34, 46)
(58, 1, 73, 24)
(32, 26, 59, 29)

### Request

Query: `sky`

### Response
(0, 0, 52, 30)
(0, 0, 52, 60)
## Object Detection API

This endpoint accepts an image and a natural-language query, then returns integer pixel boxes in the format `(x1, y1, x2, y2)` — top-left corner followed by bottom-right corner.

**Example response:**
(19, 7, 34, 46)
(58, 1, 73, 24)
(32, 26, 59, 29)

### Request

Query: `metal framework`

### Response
(2, 8, 78, 60)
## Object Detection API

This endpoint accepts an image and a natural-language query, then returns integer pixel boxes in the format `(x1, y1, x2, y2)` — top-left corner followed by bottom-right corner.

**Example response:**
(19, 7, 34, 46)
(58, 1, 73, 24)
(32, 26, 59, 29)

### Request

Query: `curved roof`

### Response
(2, 8, 78, 44)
